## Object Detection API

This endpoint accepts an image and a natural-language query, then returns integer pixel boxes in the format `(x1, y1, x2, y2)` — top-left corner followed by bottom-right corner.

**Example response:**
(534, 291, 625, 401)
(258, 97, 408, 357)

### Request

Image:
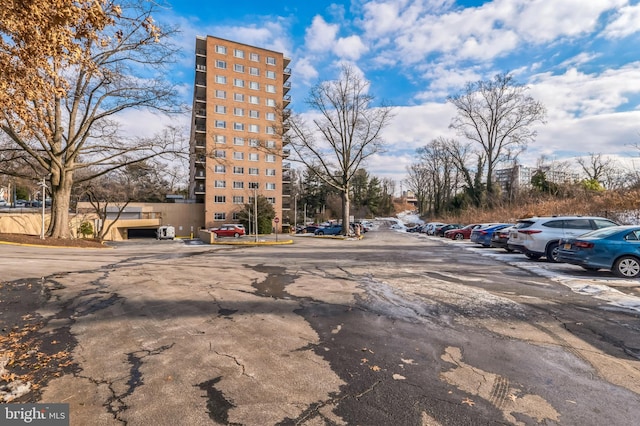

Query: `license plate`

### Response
(564, 243, 571, 249)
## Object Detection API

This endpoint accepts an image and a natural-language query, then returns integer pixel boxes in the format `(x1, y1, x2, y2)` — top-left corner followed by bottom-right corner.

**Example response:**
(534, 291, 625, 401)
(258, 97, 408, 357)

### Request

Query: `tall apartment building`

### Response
(188, 36, 292, 230)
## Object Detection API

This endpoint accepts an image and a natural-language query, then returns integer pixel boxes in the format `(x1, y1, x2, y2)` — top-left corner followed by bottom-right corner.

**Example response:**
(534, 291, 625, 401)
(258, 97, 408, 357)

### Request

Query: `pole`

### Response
(40, 177, 46, 239)
(294, 197, 297, 232)
(254, 188, 258, 243)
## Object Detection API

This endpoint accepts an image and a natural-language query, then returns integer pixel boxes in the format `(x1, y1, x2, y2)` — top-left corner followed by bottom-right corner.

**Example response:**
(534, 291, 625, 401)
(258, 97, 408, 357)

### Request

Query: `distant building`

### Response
(188, 35, 292, 230)
(494, 164, 580, 192)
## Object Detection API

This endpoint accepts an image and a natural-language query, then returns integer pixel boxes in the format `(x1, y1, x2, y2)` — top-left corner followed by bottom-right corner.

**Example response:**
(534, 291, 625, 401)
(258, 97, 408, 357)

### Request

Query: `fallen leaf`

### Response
(370, 365, 381, 372)
(461, 398, 475, 406)
(361, 358, 368, 363)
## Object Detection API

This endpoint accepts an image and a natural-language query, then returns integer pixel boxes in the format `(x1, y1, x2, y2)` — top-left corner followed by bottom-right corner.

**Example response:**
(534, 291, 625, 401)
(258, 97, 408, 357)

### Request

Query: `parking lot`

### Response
(1, 222, 640, 425)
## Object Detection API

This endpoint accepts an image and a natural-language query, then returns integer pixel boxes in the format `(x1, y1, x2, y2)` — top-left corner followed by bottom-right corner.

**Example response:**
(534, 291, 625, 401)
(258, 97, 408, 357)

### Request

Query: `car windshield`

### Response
(578, 226, 628, 239)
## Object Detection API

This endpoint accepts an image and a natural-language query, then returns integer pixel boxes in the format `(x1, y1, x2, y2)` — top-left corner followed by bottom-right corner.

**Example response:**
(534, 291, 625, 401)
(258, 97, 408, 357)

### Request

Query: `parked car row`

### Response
(417, 215, 640, 279)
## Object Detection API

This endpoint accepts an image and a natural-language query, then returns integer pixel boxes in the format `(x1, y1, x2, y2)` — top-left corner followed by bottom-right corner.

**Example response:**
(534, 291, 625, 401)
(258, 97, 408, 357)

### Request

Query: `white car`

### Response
(507, 216, 618, 262)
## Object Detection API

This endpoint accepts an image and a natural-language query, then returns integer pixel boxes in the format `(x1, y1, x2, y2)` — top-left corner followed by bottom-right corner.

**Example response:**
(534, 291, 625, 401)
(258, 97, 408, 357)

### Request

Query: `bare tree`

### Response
(0, 1, 184, 238)
(286, 65, 394, 234)
(576, 153, 615, 188)
(448, 73, 546, 200)
(404, 163, 431, 215)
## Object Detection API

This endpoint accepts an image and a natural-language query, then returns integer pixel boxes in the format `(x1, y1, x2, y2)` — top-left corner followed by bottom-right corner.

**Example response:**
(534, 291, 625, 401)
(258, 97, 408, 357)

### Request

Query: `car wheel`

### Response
(454, 233, 464, 240)
(524, 253, 542, 260)
(613, 256, 640, 278)
(546, 242, 560, 263)
(505, 248, 514, 253)
(317, 231, 324, 236)
(234, 232, 239, 238)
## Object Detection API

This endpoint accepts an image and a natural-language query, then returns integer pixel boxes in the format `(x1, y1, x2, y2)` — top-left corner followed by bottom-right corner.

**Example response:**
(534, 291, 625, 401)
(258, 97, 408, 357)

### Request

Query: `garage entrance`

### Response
(127, 228, 157, 239)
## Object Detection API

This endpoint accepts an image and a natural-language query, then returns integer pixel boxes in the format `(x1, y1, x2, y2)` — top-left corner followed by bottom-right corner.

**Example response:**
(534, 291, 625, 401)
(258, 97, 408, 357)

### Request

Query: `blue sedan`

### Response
(557, 225, 640, 278)
(470, 223, 512, 247)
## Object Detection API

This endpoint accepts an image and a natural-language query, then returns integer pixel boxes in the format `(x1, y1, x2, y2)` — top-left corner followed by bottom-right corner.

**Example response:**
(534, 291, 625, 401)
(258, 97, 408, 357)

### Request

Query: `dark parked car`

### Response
(297, 225, 321, 234)
(557, 225, 640, 278)
(444, 224, 482, 240)
(435, 224, 462, 237)
(471, 223, 512, 247)
(490, 226, 515, 252)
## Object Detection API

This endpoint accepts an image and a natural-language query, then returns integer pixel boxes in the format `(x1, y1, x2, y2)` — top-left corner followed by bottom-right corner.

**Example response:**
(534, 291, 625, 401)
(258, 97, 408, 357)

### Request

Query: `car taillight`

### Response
(479, 230, 488, 235)
(518, 230, 542, 235)
(574, 241, 594, 249)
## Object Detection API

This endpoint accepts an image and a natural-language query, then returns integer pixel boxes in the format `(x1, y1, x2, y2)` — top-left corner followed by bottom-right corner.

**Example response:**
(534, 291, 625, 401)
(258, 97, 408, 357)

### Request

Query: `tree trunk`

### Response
(342, 188, 350, 236)
(48, 172, 74, 239)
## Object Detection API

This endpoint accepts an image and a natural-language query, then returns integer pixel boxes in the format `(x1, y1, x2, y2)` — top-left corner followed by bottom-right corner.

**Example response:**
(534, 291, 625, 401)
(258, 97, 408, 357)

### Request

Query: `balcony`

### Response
(282, 135, 291, 146)
(283, 67, 291, 82)
(282, 149, 290, 158)
(282, 171, 291, 182)
(194, 169, 206, 179)
(196, 64, 206, 72)
(283, 95, 291, 107)
(283, 162, 291, 170)
(195, 95, 207, 104)
(283, 56, 291, 69)
(196, 48, 206, 57)
(194, 185, 205, 194)
(195, 125, 206, 133)
(195, 155, 206, 164)
(283, 81, 291, 95)
(195, 79, 206, 87)
(195, 109, 206, 118)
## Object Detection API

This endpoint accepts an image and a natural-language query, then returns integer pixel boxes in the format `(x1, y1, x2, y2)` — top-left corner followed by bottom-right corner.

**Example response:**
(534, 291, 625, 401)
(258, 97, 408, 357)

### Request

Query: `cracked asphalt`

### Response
(1, 222, 640, 425)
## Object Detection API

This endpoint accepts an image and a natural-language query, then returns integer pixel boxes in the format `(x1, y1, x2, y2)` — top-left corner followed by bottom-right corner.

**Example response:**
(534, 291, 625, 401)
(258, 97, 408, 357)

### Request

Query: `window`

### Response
(249, 96, 259, 104)
(234, 64, 245, 73)
(266, 112, 276, 120)
(233, 107, 244, 116)
(232, 212, 240, 220)
(248, 196, 255, 204)
(250, 52, 259, 62)
(233, 137, 245, 146)
(265, 126, 275, 135)
(214, 180, 226, 188)
(249, 139, 259, 147)
(233, 196, 244, 204)
(233, 181, 244, 189)
(214, 149, 226, 158)
(249, 124, 259, 133)
(265, 98, 276, 106)
(215, 135, 226, 144)
(215, 59, 227, 69)
(265, 84, 276, 93)
(234, 49, 245, 59)
(214, 165, 226, 173)
(233, 78, 245, 88)
(265, 168, 276, 176)
(234, 93, 245, 102)
(215, 45, 227, 54)
(249, 110, 259, 119)
(214, 212, 226, 220)
(233, 166, 244, 174)
(249, 67, 259, 76)
(249, 153, 259, 161)
(266, 56, 276, 65)
(265, 140, 276, 148)
(215, 105, 226, 114)
(215, 90, 226, 99)
(249, 81, 259, 90)
(266, 154, 276, 162)
(249, 182, 259, 189)
(214, 195, 226, 203)
(215, 75, 227, 84)
(266, 183, 276, 190)
(214, 120, 226, 129)
(233, 122, 244, 131)
(248, 167, 259, 175)
(266, 70, 276, 79)
(266, 197, 276, 204)
(233, 152, 244, 160)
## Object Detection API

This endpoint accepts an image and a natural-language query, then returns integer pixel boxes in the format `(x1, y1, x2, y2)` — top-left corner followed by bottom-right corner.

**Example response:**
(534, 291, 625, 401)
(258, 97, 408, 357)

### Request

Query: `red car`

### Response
(444, 224, 482, 240)
(212, 224, 245, 238)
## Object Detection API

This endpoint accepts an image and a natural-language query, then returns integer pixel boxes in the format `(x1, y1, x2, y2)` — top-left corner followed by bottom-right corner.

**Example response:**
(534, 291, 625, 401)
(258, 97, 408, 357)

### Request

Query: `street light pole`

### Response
(254, 187, 258, 243)
(39, 177, 47, 239)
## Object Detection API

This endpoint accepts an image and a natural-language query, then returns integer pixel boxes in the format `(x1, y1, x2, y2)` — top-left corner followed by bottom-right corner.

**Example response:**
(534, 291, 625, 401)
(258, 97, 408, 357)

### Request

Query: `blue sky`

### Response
(132, 0, 640, 184)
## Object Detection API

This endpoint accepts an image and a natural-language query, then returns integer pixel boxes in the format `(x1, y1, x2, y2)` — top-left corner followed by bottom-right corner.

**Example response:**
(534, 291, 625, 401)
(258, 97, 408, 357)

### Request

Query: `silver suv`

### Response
(507, 216, 618, 262)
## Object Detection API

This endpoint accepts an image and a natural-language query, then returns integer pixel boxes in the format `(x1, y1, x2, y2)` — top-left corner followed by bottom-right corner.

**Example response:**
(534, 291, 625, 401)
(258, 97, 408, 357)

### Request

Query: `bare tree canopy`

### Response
(0, 0, 184, 238)
(448, 73, 546, 197)
(287, 64, 394, 233)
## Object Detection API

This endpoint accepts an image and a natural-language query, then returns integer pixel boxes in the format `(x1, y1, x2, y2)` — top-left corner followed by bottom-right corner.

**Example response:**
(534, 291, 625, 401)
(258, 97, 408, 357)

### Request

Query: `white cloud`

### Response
(293, 57, 319, 84)
(603, 2, 640, 39)
(305, 16, 339, 52)
(334, 35, 368, 60)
